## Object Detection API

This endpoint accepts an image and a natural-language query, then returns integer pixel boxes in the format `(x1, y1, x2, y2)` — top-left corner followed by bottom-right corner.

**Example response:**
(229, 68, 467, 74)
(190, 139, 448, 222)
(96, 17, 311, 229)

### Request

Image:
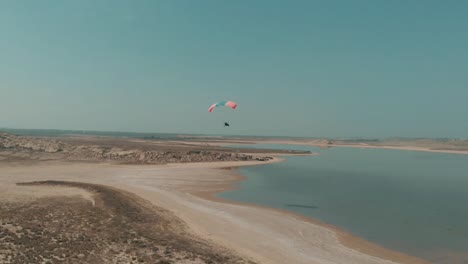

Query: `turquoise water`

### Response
(220, 144, 468, 264)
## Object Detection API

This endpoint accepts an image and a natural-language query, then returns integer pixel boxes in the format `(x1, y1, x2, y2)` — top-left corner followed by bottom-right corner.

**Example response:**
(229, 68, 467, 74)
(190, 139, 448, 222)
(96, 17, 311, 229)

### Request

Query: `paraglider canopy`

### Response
(208, 101, 237, 112)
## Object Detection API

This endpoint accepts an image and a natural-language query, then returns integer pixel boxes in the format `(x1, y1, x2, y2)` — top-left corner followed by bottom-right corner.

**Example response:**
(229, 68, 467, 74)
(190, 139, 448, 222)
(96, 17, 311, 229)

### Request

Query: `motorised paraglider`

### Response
(208, 101, 237, 127)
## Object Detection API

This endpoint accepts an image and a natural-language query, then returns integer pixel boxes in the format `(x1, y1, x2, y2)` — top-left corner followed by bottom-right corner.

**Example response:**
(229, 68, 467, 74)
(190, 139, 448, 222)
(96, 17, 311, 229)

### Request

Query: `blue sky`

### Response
(1, 1, 467, 138)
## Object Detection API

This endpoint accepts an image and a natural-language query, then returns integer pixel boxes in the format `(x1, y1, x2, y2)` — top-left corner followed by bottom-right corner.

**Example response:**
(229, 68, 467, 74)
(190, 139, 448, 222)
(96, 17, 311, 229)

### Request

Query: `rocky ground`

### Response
(0, 133, 297, 164)
(0, 181, 255, 264)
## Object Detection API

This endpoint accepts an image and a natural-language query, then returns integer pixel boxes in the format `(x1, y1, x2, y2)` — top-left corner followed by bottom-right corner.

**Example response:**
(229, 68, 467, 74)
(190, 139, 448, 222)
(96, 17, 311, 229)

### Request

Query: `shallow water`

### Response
(220, 144, 468, 264)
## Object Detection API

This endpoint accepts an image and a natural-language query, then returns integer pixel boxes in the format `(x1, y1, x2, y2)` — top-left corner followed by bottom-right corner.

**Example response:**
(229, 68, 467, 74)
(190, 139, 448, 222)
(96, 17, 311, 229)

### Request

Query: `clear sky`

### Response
(1, 1, 467, 138)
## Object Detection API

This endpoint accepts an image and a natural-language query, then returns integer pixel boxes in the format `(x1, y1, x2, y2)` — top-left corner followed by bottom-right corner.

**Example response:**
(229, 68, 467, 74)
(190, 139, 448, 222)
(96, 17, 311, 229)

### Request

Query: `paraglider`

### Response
(208, 101, 237, 127)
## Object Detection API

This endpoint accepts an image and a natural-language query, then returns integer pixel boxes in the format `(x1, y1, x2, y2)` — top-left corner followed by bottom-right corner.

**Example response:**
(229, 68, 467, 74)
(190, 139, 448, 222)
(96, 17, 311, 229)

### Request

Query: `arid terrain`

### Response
(1, 132, 455, 264)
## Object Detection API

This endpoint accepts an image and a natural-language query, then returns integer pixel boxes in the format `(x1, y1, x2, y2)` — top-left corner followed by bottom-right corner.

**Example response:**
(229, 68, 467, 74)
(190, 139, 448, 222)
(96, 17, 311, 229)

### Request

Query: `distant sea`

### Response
(0, 128, 184, 140)
(0, 128, 305, 141)
(221, 144, 468, 264)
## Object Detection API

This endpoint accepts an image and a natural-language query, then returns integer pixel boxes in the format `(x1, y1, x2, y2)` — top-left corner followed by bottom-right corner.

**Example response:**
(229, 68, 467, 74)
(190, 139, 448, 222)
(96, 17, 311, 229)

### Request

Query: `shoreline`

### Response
(185, 158, 430, 264)
(0, 158, 431, 264)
